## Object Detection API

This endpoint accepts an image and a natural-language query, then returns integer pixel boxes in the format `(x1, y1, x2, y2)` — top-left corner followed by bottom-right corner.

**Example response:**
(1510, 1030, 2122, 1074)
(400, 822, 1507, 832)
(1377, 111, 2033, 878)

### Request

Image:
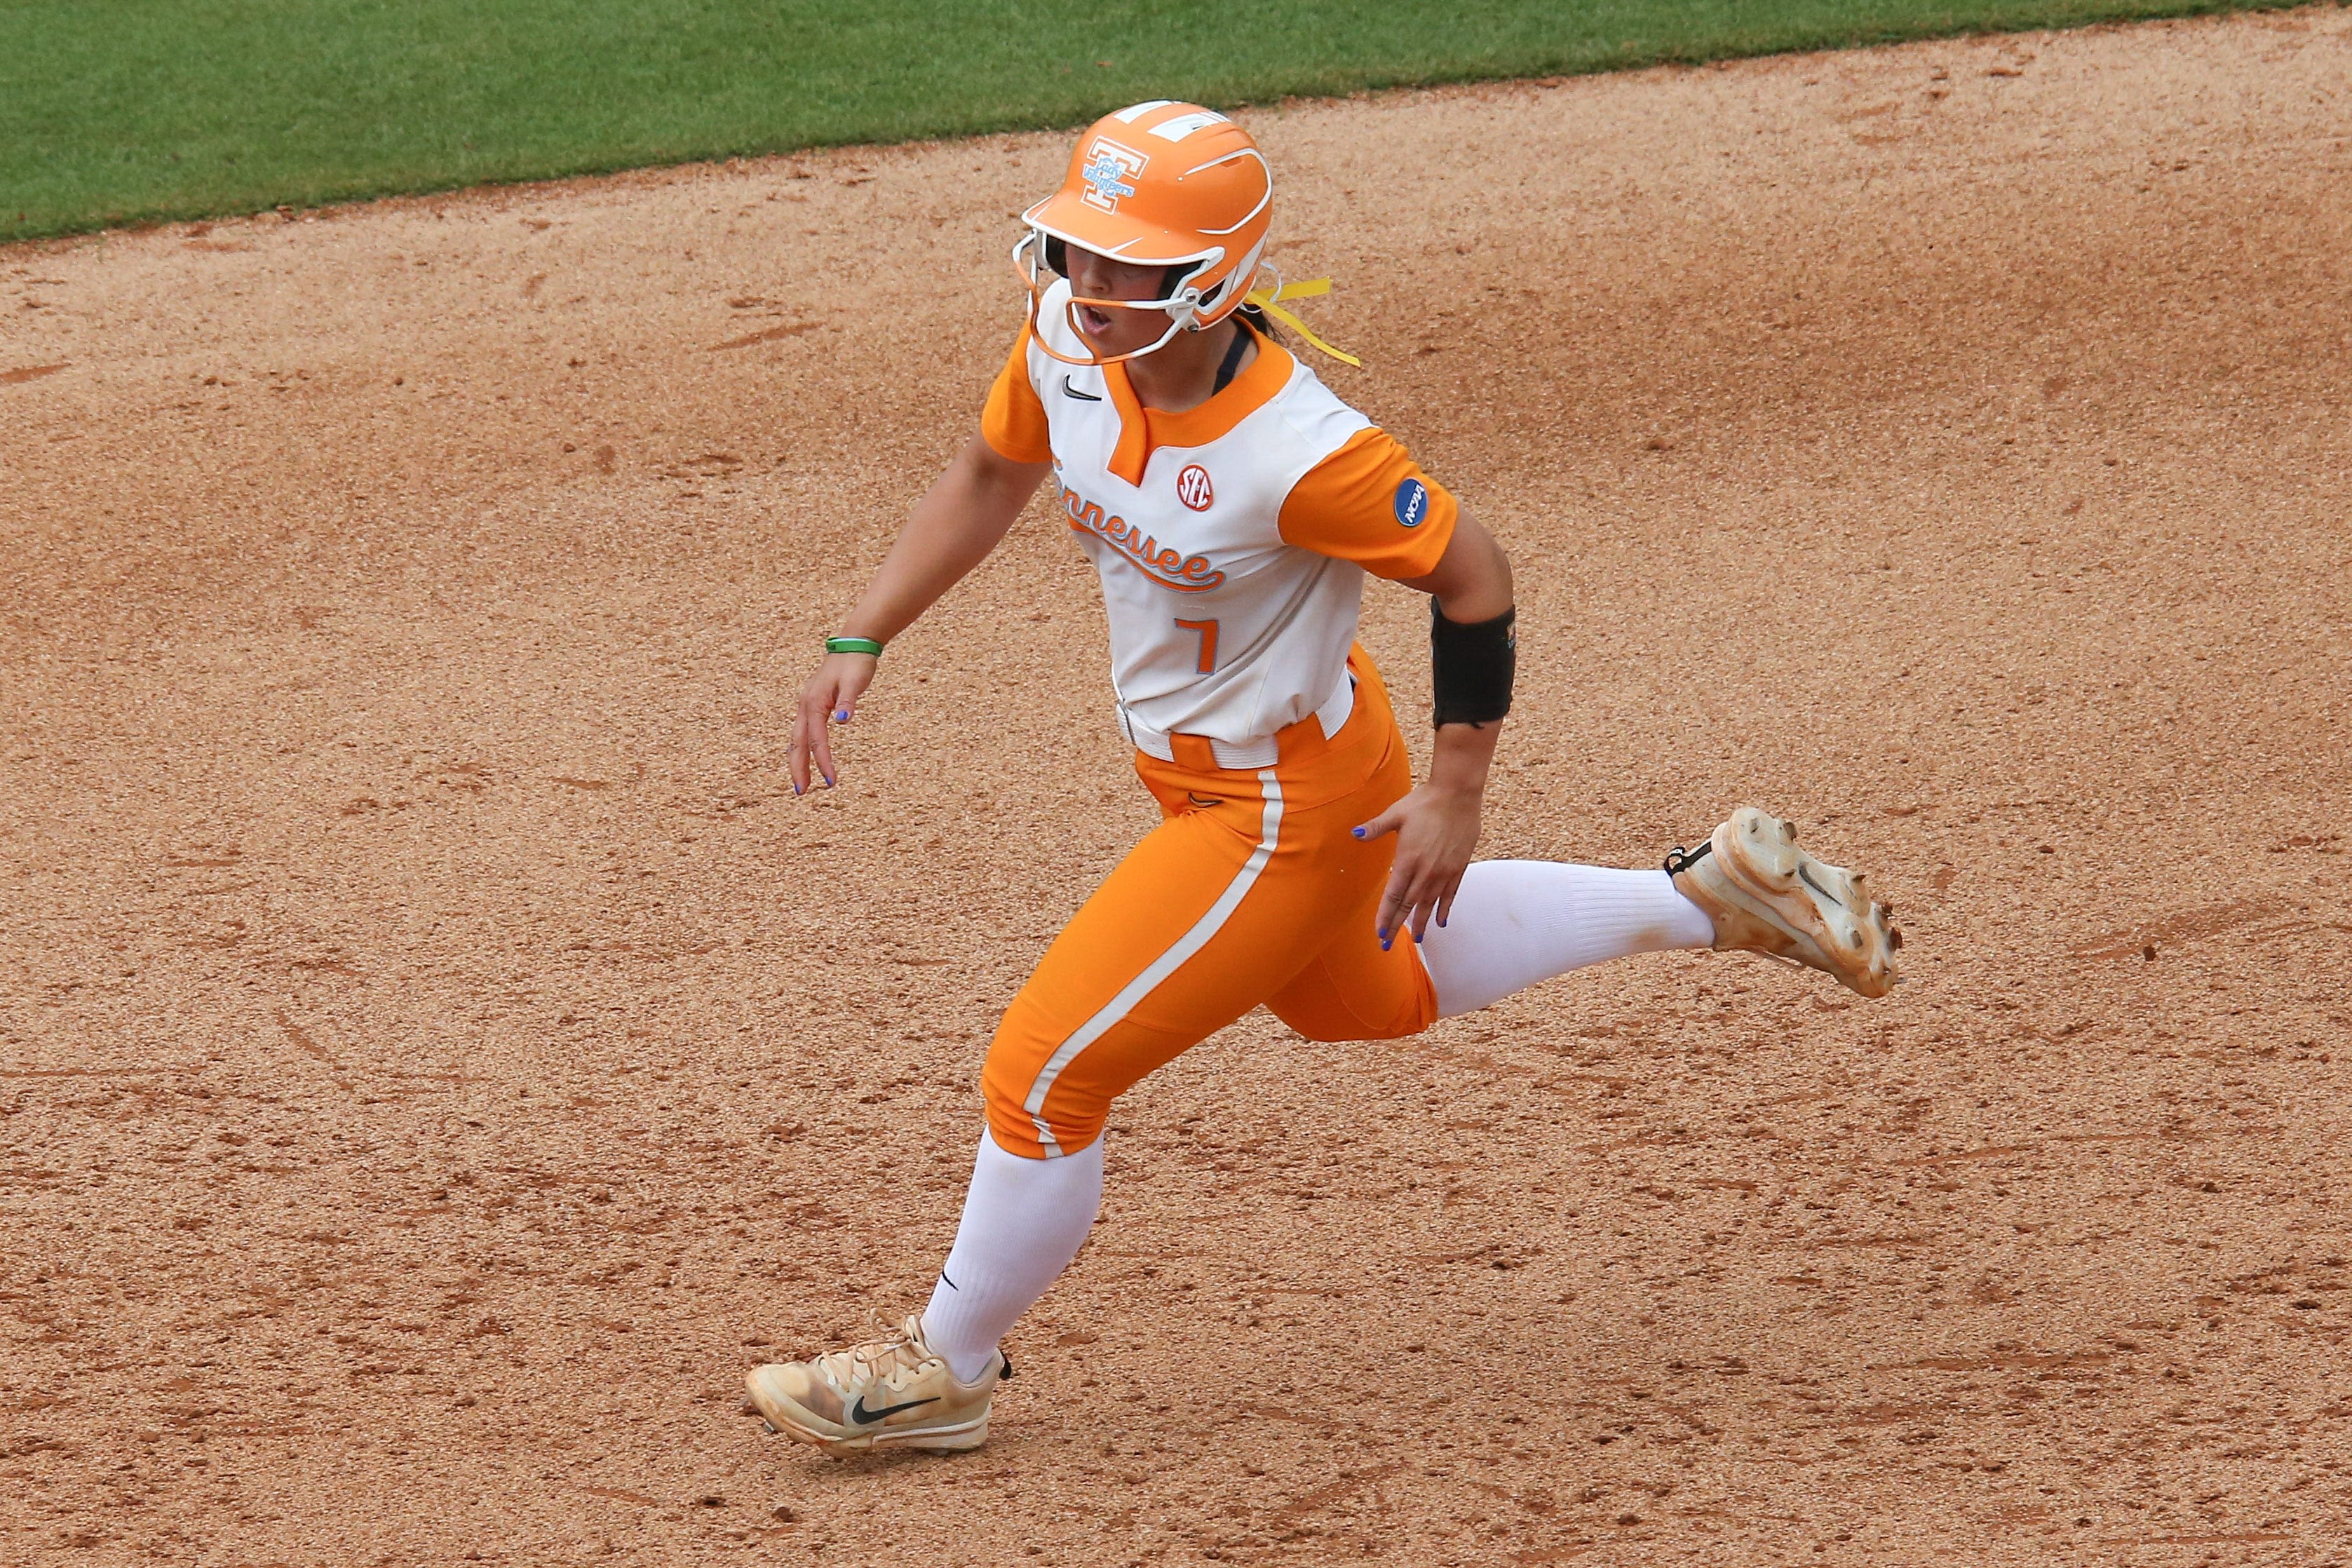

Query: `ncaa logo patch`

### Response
(1393, 477, 1431, 527)
(1079, 138, 1148, 212)
(1175, 464, 1215, 511)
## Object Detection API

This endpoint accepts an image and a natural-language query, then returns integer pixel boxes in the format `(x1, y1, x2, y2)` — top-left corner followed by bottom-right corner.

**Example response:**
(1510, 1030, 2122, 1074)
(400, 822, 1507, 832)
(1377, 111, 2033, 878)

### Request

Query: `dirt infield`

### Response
(5, 8, 2350, 1563)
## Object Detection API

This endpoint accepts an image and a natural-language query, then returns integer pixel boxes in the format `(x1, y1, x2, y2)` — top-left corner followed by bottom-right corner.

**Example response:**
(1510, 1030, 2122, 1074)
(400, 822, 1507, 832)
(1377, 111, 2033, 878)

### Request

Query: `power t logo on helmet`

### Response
(1015, 100, 1274, 365)
(1078, 140, 1147, 210)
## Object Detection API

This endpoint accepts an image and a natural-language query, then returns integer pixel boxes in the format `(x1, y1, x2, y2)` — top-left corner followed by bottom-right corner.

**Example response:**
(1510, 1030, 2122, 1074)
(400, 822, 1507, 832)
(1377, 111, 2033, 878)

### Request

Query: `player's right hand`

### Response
(790, 651, 879, 793)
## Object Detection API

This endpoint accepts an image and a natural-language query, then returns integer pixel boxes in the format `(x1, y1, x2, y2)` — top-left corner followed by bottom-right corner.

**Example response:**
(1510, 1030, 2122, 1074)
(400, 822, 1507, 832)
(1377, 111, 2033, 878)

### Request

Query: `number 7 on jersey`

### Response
(1173, 618, 1219, 675)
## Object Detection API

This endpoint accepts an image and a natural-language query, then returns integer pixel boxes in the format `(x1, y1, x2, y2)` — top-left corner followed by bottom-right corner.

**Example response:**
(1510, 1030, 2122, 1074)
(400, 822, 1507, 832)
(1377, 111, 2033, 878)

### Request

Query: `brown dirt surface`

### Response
(6, 8, 2351, 1563)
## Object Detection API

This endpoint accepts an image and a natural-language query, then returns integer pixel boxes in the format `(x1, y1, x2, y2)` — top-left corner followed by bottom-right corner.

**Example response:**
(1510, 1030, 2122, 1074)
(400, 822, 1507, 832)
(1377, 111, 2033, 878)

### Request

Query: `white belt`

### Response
(1120, 671, 1356, 770)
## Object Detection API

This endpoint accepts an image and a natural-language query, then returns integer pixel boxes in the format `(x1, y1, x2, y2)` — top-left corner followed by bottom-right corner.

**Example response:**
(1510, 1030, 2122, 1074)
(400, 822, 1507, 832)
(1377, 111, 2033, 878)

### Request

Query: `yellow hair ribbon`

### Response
(1243, 276, 1362, 368)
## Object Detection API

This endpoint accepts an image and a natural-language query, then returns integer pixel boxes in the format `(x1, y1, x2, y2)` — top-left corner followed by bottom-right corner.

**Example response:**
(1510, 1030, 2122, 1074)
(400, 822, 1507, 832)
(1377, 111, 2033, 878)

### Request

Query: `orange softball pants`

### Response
(981, 649, 1438, 1159)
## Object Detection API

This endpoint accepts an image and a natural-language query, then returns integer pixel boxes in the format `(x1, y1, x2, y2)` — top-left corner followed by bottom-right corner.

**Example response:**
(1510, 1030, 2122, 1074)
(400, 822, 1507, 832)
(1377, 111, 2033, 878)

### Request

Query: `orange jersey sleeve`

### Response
(1276, 427, 1458, 580)
(980, 327, 1054, 464)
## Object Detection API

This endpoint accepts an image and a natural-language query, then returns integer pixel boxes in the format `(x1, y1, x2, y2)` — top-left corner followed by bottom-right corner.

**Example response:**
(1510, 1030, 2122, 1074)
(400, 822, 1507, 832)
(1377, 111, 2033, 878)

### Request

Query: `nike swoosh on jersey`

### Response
(1061, 376, 1103, 402)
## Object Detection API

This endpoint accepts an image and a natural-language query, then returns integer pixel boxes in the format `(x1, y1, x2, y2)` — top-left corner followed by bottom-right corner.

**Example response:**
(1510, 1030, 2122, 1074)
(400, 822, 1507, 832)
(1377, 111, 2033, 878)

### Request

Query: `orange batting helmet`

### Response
(1014, 100, 1274, 366)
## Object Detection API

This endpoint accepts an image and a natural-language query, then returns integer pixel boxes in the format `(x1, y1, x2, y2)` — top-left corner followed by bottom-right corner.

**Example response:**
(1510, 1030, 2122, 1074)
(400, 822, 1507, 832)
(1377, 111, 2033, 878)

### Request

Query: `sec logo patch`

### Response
(1176, 464, 1215, 512)
(1393, 477, 1430, 527)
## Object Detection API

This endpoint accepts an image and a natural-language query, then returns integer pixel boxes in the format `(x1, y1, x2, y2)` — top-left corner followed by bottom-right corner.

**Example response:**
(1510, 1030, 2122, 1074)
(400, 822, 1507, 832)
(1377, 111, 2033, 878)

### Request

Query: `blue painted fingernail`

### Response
(1414, 928, 1425, 944)
(823, 776, 836, 788)
(1351, 827, 1365, 839)
(834, 709, 850, 722)
(792, 783, 802, 796)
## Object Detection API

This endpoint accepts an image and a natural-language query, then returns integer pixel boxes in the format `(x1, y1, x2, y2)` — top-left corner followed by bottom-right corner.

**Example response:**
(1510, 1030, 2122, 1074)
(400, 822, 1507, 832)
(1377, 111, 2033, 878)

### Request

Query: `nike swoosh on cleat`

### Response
(849, 1393, 940, 1424)
(1061, 377, 1102, 401)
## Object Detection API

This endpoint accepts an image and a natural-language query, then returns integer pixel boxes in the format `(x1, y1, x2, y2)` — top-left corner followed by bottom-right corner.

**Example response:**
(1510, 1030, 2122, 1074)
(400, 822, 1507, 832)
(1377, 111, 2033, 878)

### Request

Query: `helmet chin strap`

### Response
(1053, 297, 1190, 365)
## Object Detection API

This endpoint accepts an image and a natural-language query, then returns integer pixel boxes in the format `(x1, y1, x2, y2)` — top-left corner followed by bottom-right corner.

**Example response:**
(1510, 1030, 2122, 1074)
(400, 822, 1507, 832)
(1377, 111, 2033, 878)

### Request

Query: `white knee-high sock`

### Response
(1417, 862, 1717, 1018)
(921, 1130, 1104, 1383)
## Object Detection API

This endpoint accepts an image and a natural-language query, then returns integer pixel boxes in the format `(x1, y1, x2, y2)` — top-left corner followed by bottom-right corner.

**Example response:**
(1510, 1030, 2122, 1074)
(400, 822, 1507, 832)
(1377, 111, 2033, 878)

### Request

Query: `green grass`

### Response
(0, 0, 2306, 243)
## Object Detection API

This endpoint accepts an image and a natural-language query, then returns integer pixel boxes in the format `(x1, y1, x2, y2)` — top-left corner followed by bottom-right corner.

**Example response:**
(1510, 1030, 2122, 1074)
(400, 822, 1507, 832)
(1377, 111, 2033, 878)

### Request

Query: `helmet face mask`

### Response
(1013, 101, 1273, 368)
(1014, 229, 1231, 365)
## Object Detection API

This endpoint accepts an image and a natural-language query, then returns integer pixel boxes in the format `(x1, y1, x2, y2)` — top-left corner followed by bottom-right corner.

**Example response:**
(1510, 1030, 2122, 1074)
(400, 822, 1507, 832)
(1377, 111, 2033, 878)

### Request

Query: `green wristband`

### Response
(825, 635, 885, 657)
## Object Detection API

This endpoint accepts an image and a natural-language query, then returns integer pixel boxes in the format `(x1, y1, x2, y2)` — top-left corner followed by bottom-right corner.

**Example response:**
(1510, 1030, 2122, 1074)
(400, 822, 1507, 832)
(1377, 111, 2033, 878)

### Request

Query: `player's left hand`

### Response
(1354, 781, 1484, 948)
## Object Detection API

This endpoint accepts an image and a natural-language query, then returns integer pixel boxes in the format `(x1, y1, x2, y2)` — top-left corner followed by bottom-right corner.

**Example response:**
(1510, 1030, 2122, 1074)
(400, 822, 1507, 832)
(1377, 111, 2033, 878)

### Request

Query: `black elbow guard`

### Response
(1430, 602, 1515, 727)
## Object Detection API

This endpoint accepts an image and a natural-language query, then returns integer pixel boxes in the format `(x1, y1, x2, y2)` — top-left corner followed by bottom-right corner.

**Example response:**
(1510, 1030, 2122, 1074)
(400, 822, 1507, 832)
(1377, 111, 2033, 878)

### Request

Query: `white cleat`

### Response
(1667, 806, 1902, 999)
(744, 1313, 1007, 1455)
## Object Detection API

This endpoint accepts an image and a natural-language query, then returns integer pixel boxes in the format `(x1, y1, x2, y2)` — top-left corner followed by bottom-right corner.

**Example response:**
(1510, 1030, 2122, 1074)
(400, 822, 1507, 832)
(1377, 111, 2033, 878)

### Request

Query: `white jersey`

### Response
(983, 280, 1457, 764)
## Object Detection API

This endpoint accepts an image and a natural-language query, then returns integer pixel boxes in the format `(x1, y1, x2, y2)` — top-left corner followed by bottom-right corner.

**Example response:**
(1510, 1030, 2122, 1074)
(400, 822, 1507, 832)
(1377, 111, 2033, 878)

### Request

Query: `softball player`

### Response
(746, 101, 1901, 1454)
